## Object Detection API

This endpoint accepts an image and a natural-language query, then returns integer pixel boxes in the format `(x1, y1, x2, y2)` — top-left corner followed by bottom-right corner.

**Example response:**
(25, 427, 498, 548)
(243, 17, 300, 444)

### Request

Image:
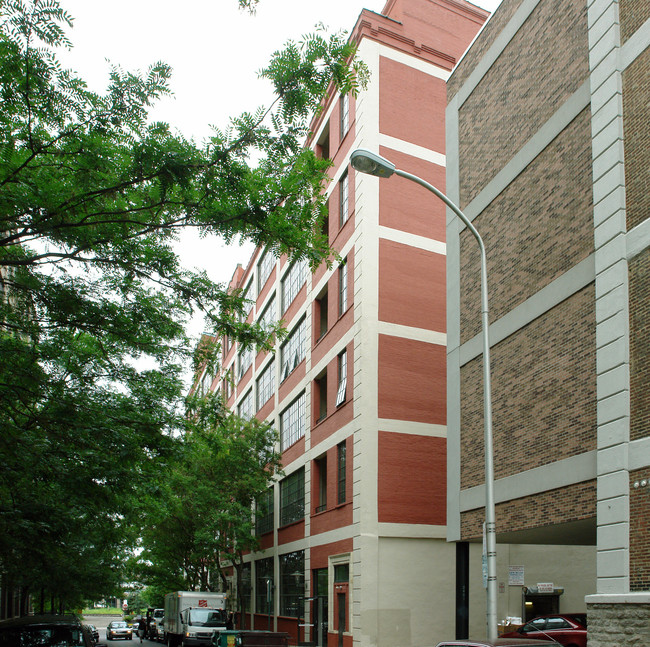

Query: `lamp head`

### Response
(350, 149, 396, 178)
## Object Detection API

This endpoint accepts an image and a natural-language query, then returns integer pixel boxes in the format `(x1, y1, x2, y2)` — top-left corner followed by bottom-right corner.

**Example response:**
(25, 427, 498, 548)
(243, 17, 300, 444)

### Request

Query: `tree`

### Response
(139, 402, 282, 604)
(0, 0, 366, 607)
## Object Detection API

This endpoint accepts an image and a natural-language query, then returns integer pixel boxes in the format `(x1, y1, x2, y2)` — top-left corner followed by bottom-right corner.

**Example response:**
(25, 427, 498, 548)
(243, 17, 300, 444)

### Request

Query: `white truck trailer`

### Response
(163, 591, 227, 647)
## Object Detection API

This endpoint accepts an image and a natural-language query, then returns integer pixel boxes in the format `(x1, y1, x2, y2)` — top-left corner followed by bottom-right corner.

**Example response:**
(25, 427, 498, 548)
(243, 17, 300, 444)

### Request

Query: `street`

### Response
(84, 616, 160, 647)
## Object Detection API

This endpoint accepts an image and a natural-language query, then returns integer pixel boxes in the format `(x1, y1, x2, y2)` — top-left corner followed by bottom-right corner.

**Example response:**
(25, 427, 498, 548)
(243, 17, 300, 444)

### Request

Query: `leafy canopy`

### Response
(0, 0, 365, 606)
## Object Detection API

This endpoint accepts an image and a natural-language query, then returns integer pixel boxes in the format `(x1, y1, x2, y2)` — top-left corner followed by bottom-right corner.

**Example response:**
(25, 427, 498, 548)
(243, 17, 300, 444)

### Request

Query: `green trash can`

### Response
(213, 630, 290, 647)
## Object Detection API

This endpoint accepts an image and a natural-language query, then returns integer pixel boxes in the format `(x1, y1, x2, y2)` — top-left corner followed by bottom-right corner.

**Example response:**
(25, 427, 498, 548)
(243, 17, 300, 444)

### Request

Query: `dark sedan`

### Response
(500, 614, 587, 647)
(0, 614, 97, 646)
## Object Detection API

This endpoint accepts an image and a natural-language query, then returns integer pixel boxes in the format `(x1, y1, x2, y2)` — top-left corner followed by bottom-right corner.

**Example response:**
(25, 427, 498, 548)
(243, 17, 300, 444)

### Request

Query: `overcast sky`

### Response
(55, 0, 502, 342)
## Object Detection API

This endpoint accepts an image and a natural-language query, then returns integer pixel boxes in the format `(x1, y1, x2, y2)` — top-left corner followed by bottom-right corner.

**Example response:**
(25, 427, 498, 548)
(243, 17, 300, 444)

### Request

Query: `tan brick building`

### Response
(445, 0, 650, 642)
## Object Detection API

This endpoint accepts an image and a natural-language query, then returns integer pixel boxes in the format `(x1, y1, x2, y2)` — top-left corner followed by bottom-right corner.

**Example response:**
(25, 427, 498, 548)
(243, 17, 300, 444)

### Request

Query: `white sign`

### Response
(508, 565, 524, 586)
(537, 582, 554, 593)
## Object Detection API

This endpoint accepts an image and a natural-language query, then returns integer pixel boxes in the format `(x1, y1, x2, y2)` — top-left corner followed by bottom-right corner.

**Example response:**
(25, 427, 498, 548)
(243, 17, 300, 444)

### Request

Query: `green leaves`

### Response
(0, 0, 367, 606)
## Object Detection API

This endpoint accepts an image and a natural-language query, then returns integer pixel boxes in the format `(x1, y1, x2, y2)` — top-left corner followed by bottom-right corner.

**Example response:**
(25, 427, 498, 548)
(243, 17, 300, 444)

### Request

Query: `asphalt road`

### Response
(83, 616, 162, 647)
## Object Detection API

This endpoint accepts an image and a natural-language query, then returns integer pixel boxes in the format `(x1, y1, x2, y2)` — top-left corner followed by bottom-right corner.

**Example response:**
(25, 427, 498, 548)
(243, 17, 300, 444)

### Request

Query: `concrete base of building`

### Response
(586, 593, 650, 647)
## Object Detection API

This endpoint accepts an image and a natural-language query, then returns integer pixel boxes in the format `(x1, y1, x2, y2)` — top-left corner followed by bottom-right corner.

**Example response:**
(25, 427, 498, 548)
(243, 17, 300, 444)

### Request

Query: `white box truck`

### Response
(164, 591, 228, 647)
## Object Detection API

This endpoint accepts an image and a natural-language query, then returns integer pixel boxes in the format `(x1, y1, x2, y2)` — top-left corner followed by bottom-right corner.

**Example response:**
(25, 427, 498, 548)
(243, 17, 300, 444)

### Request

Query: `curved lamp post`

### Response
(350, 148, 497, 642)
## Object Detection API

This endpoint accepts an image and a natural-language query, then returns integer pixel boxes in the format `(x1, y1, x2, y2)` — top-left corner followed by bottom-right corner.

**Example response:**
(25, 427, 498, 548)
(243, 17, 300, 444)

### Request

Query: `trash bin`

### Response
(213, 630, 290, 647)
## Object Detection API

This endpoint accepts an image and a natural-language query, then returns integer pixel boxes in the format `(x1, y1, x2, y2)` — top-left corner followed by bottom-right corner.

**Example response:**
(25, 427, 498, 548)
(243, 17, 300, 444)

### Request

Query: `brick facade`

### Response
(456, 0, 589, 207)
(459, 109, 594, 343)
(460, 285, 596, 491)
(460, 480, 597, 541)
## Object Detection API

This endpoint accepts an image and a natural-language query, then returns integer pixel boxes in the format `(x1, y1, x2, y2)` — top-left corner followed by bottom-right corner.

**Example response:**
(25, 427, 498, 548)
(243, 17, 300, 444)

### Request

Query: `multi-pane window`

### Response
(339, 171, 349, 227)
(242, 279, 254, 316)
(238, 389, 254, 421)
(259, 295, 276, 332)
(281, 260, 307, 312)
(280, 318, 306, 381)
(336, 349, 347, 406)
(256, 360, 275, 410)
(256, 487, 274, 536)
(224, 368, 234, 400)
(280, 468, 305, 526)
(238, 345, 253, 379)
(280, 392, 305, 450)
(255, 557, 274, 615)
(338, 261, 348, 316)
(258, 249, 275, 294)
(337, 441, 347, 504)
(280, 550, 305, 617)
(340, 93, 349, 138)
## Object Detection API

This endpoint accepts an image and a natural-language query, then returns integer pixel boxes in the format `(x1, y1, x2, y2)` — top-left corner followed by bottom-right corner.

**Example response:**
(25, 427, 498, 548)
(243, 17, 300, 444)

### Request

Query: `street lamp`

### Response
(350, 148, 498, 642)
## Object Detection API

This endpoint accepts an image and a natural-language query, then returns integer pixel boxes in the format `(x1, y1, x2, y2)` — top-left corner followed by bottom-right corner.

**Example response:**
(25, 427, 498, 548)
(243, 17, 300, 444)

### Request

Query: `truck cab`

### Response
(180, 608, 227, 647)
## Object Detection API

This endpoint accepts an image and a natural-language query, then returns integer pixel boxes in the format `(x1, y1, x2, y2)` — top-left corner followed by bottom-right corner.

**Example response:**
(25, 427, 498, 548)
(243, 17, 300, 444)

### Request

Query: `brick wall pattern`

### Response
(622, 47, 650, 231)
(458, 109, 594, 344)
(456, 0, 589, 206)
(460, 480, 596, 541)
(629, 469, 650, 590)
(619, 0, 650, 43)
(460, 285, 597, 489)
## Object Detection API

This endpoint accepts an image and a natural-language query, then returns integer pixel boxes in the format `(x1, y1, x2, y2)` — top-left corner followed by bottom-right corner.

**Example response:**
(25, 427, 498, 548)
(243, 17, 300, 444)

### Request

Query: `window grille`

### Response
(280, 468, 305, 526)
(280, 318, 305, 381)
(256, 360, 275, 410)
(339, 171, 349, 227)
(281, 260, 307, 311)
(340, 93, 350, 138)
(337, 441, 347, 504)
(238, 389, 254, 421)
(279, 550, 305, 617)
(256, 487, 274, 536)
(336, 349, 347, 406)
(280, 392, 305, 450)
(258, 249, 275, 294)
(338, 261, 348, 315)
(238, 345, 253, 379)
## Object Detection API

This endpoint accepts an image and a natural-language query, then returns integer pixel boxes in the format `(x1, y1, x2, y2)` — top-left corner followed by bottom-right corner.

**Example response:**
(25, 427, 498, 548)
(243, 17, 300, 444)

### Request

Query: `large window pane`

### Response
(280, 392, 305, 450)
(280, 468, 304, 526)
(280, 551, 305, 617)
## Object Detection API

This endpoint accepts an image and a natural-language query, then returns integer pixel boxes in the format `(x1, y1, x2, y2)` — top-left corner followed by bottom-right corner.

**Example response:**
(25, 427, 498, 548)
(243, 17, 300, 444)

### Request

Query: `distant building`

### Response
(446, 0, 650, 641)
(192, 1, 487, 645)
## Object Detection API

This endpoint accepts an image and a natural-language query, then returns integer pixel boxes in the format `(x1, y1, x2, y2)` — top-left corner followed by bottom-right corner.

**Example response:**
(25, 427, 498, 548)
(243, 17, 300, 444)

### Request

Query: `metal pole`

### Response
(394, 168, 498, 642)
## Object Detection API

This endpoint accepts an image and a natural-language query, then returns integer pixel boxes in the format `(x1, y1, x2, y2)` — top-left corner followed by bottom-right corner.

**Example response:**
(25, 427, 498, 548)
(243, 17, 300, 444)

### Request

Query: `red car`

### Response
(500, 613, 587, 647)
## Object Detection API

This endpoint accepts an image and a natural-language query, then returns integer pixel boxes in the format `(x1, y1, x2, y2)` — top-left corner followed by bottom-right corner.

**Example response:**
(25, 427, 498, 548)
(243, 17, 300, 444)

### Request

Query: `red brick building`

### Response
(446, 0, 650, 642)
(192, 1, 487, 646)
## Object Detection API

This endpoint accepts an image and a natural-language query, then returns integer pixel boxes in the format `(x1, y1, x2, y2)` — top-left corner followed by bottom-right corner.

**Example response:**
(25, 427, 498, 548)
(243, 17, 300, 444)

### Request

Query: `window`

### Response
(334, 563, 349, 583)
(280, 468, 305, 526)
(337, 441, 346, 504)
(315, 371, 327, 422)
(238, 389, 254, 421)
(256, 360, 275, 410)
(315, 456, 327, 513)
(224, 368, 234, 400)
(335, 349, 347, 407)
(280, 551, 305, 617)
(255, 557, 274, 615)
(280, 392, 305, 450)
(281, 260, 307, 312)
(238, 345, 253, 379)
(259, 295, 276, 332)
(339, 171, 349, 227)
(258, 249, 275, 294)
(338, 261, 348, 316)
(316, 122, 330, 159)
(315, 286, 328, 340)
(256, 487, 274, 536)
(280, 318, 306, 381)
(242, 279, 254, 316)
(340, 93, 350, 138)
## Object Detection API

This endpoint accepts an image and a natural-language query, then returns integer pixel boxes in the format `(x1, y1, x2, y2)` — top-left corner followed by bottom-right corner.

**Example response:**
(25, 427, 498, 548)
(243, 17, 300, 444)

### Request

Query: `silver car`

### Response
(106, 621, 133, 641)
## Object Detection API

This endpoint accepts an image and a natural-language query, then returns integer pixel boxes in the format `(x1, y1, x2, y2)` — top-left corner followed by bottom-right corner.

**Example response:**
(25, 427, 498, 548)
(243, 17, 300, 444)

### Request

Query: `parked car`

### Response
(500, 613, 587, 647)
(435, 640, 555, 647)
(106, 620, 133, 641)
(0, 614, 98, 646)
(86, 623, 100, 643)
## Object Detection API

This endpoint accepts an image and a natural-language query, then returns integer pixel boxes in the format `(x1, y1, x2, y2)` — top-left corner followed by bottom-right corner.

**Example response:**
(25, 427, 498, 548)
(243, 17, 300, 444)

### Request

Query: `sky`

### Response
(55, 0, 502, 343)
